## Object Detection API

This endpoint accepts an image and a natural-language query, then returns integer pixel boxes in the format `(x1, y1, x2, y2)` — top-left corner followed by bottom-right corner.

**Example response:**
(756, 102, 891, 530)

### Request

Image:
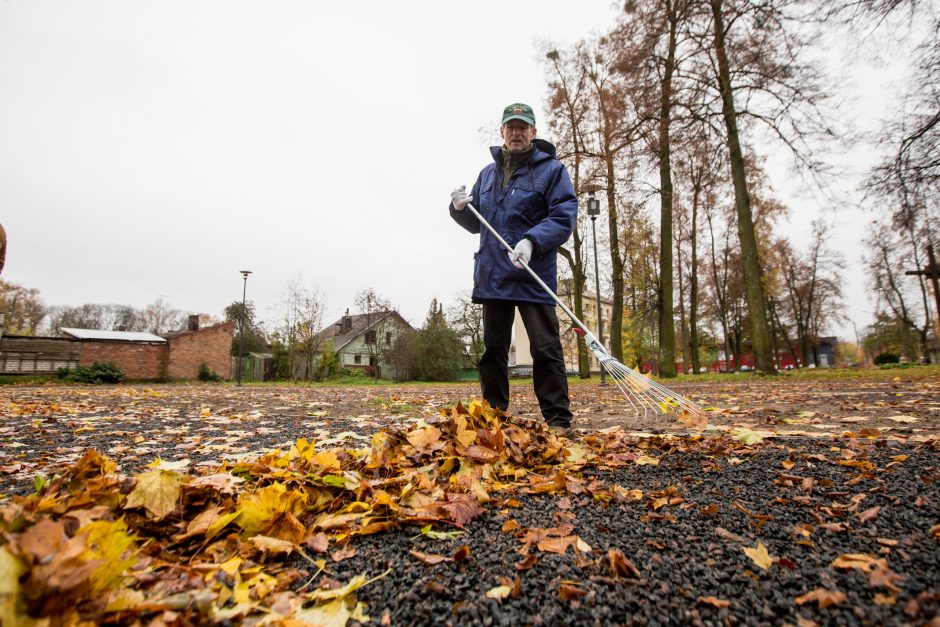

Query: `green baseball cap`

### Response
(501, 102, 536, 126)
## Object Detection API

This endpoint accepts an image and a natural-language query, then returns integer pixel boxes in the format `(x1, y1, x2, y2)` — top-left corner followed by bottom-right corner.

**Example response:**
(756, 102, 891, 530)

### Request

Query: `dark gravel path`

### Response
(0, 381, 937, 625)
(305, 437, 940, 626)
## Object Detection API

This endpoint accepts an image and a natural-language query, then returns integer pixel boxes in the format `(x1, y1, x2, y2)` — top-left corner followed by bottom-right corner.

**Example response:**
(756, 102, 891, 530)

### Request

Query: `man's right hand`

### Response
(451, 185, 472, 211)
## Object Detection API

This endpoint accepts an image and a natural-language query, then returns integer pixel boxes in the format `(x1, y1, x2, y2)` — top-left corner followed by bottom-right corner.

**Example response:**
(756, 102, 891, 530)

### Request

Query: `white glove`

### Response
(451, 185, 472, 211)
(509, 238, 533, 269)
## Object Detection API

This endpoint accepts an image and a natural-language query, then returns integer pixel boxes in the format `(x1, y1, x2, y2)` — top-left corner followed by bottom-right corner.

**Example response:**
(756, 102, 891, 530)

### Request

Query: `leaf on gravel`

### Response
(699, 596, 730, 608)
(831, 553, 882, 571)
(501, 519, 520, 533)
(124, 469, 183, 520)
(677, 409, 707, 431)
(418, 524, 464, 541)
(305, 532, 330, 553)
(732, 428, 763, 445)
(886, 415, 918, 423)
(558, 583, 587, 601)
(485, 585, 512, 600)
(514, 554, 538, 570)
(453, 545, 470, 563)
(743, 542, 774, 570)
(795, 588, 847, 608)
(714, 527, 745, 543)
(330, 545, 357, 562)
(538, 536, 575, 554)
(858, 506, 881, 523)
(409, 550, 452, 565)
(608, 549, 640, 579)
(634, 455, 659, 466)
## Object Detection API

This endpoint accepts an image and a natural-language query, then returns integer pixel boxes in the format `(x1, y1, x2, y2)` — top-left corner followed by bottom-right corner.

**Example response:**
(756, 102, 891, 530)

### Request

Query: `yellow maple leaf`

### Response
(236, 482, 308, 536)
(635, 455, 659, 466)
(453, 415, 477, 448)
(124, 469, 183, 520)
(0, 546, 27, 627)
(743, 542, 775, 570)
(78, 519, 138, 594)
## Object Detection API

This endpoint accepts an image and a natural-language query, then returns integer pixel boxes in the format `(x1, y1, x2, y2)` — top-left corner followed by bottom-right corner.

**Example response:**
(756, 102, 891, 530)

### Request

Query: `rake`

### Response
(464, 202, 707, 429)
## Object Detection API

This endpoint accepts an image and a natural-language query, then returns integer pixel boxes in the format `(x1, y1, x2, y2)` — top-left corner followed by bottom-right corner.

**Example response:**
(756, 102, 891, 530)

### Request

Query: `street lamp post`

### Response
(584, 185, 605, 385)
(236, 270, 252, 386)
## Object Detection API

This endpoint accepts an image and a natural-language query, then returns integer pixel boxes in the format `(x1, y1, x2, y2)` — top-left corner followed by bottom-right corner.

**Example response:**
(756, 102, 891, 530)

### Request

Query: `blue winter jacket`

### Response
(450, 139, 577, 305)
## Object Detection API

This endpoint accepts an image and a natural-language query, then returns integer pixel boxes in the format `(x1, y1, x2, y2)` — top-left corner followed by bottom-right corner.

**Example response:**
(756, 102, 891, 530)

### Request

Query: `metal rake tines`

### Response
(596, 354, 706, 424)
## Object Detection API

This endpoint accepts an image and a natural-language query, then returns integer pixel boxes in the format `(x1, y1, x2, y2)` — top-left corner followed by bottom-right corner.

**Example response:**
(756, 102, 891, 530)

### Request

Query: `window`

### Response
(386, 332, 392, 346)
(354, 354, 361, 364)
(365, 330, 377, 344)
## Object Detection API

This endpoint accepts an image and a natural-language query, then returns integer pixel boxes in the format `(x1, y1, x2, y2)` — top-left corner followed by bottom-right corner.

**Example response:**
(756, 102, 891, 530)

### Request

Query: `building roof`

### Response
(316, 310, 413, 351)
(60, 328, 167, 343)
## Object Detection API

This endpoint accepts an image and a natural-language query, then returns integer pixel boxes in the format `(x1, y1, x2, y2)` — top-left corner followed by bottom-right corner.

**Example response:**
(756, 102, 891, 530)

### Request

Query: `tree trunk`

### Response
(605, 157, 625, 361)
(689, 187, 701, 375)
(657, 1, 678, 377)
(709, 0, 776, 374)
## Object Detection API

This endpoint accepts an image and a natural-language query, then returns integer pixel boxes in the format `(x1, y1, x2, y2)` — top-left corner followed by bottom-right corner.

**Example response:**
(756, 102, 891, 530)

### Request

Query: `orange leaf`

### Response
(699, 596, 731, 608)
(795, 588, 847, 609)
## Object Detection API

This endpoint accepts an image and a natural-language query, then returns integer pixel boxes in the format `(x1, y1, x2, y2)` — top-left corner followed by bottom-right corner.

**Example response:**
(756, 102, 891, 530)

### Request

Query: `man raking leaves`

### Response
(450, 103, 706, 429)
(450, 103, 577, 433)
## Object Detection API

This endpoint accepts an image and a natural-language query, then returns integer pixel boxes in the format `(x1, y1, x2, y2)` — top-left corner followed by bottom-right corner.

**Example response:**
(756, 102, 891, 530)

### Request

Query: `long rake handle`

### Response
(464, 202, 609, 356)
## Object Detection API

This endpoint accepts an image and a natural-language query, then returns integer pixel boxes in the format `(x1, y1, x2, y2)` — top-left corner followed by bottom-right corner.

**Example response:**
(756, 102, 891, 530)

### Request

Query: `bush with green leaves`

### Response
(873, 352, 900, 366)
(198, 363, 223, 382)
(56, 361, 124, 384)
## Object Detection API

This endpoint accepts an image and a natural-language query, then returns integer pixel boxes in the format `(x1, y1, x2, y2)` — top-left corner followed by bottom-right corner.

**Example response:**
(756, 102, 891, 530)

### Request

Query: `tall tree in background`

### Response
(224, 300, 266, 355)
(706, 0, 775, 373)
(273, 278, 326, 380)
(544, 42, 593, 378)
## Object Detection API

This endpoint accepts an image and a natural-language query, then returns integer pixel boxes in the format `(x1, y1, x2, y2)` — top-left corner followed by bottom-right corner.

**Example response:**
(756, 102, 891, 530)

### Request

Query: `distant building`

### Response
(315, 309, 414, 379)
(0, 315, 233, 380)
(513, 290, 612, 374)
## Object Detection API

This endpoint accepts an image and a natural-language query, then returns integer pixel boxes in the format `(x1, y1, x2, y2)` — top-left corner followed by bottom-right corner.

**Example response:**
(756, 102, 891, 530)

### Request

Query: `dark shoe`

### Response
(547, 424, 573, 437)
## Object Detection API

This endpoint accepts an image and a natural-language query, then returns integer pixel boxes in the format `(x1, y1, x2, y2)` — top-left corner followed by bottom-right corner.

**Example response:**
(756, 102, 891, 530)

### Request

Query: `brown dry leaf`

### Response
(538, 536, 575, 554)
(249, 535, 296, 556)
(831, 553, 882, 571)
(330, 545, 358, 562)
(514, 554, 538, 570)
(17, 517, 65, 562)
(858, 506, 882, 523)
(715, 527, 745, 543)
(453, 545, 471, 563)
(409, 550, 452, 566)
(558, 583, 587, 601)
(442, 494, 483, 526)
(501, 519, 520, 533)
(305, 532, 329, 553)
(485, 585, 512, 600)
(406, 425, 442, 450)
(608, 549, 641, 579)
(123, 469, 183, 520)
(873, 593, 896, 606)
(677, 409, 708, 431)
(743, 542, 774, 570)
(699, 596, 731, 608)
(795, 588, 847, 609)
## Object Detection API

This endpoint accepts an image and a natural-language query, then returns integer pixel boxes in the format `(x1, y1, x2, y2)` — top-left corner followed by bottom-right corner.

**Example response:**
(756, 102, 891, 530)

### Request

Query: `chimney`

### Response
(340, 308, 352, 333)
(188, 315, 200, 331)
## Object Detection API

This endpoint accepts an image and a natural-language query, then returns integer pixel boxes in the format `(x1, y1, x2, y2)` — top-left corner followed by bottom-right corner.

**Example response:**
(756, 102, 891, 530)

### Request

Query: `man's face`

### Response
(500, 120, 536, 152)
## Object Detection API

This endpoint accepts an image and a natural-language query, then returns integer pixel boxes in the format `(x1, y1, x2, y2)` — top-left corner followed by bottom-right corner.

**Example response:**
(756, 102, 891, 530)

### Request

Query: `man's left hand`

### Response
(509, 238, 533, 269)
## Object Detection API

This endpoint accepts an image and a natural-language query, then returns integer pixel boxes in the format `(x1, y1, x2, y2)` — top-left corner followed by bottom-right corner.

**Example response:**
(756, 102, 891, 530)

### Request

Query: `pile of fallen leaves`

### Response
(0, 400, 695, 625)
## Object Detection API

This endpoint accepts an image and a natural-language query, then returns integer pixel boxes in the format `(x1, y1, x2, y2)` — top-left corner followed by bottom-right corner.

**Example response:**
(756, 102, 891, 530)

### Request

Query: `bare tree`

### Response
(354, 288, 395, 377)
(446, 290, 484, 368)
(0, 280, 46, 335)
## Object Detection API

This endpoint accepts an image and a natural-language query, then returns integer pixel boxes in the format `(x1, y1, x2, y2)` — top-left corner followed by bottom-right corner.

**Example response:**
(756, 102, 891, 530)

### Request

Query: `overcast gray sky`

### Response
(0, 1, 905, 343)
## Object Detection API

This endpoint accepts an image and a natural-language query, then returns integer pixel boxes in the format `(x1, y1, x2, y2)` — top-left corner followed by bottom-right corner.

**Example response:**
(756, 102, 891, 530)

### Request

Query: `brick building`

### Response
(0, 318, 233, 380)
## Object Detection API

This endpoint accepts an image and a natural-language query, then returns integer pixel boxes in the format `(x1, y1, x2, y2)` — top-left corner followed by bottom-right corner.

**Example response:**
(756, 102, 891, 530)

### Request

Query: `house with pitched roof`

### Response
(315, 309, 414, 379)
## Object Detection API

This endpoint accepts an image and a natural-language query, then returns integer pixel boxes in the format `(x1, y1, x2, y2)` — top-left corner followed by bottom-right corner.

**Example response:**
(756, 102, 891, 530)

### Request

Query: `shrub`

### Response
(198, 363, 223, 382)
(873, 352, 900, 366)
(56, 361, 124, 384)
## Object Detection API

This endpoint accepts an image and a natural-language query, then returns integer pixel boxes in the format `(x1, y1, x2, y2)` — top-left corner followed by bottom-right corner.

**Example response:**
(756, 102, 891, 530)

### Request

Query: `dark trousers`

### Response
(479, 300, 572, 426)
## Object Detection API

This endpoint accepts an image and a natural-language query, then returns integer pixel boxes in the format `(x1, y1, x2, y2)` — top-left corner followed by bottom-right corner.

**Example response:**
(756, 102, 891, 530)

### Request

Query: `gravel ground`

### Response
(0, 378, 937, 625)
